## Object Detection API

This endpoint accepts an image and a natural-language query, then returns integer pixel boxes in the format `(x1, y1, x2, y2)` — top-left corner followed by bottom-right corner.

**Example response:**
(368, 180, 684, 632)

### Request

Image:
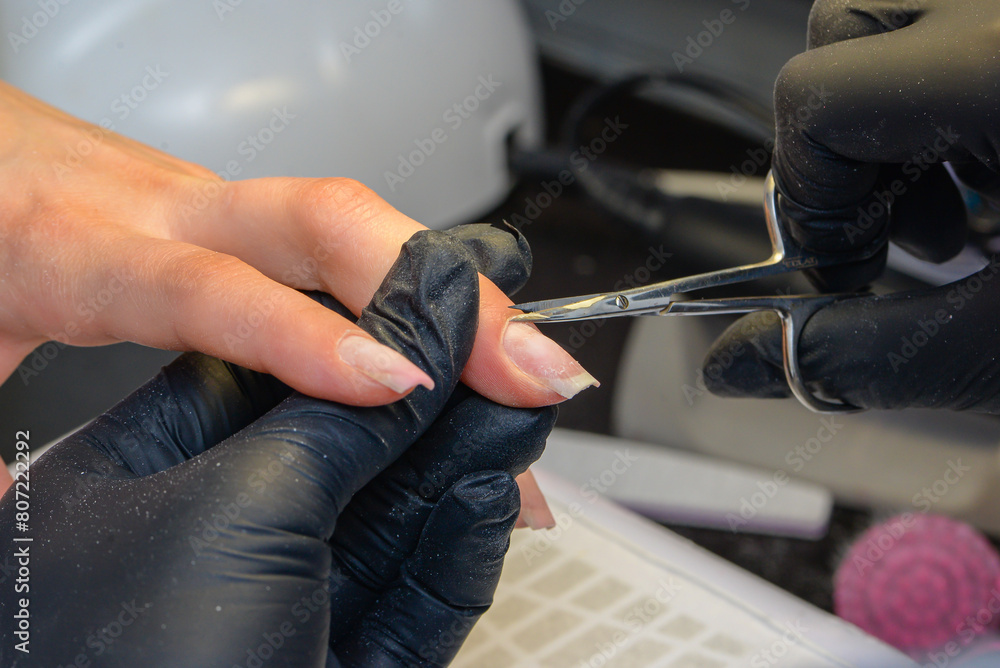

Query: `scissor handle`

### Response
(510, 170, 886, 322)
(778, 296, 863, 414)
(762, 172, 884, 271)
(664, 295, 864, 414)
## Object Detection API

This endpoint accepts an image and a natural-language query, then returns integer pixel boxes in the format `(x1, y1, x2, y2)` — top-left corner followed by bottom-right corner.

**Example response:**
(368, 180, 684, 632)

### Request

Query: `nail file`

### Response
(536, 428, 833, 539)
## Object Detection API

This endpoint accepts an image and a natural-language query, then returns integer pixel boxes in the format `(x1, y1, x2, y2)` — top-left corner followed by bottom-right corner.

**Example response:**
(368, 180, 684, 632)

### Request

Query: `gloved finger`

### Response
(446, 223, 594, 406)
(325, 386, 555, 644)
(702, 260, 1000, 411)
(885, 163, 968, 264)
(447, 223, 532, 297)
(772, 3, 980, 286)
(160, 228, 489, 547)
(332, 472, 519, 667)
(77, 353, 291, 475)
(809, 162, 969, 289)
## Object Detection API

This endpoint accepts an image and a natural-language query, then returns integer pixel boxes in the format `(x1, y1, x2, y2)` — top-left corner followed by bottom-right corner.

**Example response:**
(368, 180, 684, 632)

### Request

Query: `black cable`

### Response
(561, 71, 773, 150)
(511, 71, 774, 236)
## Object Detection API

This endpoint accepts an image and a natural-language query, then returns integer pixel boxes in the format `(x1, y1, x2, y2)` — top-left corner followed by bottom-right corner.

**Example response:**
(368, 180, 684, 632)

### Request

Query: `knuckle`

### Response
(182, 162, 222, 182)
(303, 177, 384, 222)
(774, 52, 809, 99)
(163, 247, 249, 307)
(294, 178, 397, 282)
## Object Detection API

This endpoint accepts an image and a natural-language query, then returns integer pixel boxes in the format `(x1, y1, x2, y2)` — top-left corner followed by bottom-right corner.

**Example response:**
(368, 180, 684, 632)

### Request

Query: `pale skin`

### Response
(0, 81, 598, 526)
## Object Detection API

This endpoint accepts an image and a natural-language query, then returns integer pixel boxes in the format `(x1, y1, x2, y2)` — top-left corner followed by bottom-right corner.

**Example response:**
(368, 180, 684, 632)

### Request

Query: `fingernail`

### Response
(515, 469, 557, 530)
(338, 334, 435, 394)
(502, 321, 599, 399)
(519, 503, 556, 531)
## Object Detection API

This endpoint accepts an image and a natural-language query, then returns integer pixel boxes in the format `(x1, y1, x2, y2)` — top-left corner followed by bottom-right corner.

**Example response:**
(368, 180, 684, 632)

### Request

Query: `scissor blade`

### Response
(510, 291, 673, 322)
(509, 259, 785, 322)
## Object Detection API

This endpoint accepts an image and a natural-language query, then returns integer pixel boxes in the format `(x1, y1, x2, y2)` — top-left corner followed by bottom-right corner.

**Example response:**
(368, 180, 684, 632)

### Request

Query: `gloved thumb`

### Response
(703, 261, 1000, 412)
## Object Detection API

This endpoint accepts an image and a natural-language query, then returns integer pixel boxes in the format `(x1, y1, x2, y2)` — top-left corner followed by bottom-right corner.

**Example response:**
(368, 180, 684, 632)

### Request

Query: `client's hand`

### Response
(0, 226, 555, 667)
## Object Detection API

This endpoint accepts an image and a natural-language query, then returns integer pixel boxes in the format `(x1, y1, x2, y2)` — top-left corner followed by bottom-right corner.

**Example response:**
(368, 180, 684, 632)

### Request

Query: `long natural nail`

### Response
(503, 321, 599, 399)
(338, 334, 435, 394)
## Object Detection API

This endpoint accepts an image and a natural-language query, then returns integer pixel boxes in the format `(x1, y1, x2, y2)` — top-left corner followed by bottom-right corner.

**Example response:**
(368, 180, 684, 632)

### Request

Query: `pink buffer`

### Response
(834, 514, 1000, 652)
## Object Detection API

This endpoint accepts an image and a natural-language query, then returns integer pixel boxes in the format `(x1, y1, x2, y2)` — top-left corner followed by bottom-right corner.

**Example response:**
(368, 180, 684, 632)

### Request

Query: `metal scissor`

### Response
(510, 171, 881, 414)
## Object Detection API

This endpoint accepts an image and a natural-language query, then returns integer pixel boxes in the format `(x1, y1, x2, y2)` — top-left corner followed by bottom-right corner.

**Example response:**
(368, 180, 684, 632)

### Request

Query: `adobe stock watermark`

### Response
(188, 451, 294, 558)
(213, 0, 244, 21)
(281, 237, 339, 287)
(53, 600, 153, 668)
(561, 245, 673, 354)
(715, 84, 834, 201)
(725, 416, 844, 532)
(887, 255, 1000, 372)
(519, 449, 638, 565)
(383, 75, 502, 192)
(339, 0, 409, 63)
(911, 459, 971, 513)
(580, 577, 683, 667)
(217, 236, 356, 356)
(681, 309, 780, 406)
(415, 614, 477, 665)
(17, 268, 137, 386)
(880, 548, 996, 667)
(60, 460, 116, 509)
(717, 138, 773, 201)
(749, 619, 809, 667)
(545, 0, 588, 30)
(232, 574, 349, 668)
(845, 126, 961, 245)
(53, 65, 169, 180)
(179, 106, 296, 221)
(849, 459, 971, 578)
(220, 287, 285, 355)
(7, 0, 73, 53)
(672, 0, 751, 73)
(951, 588, 1000, 656)
(507, 116, 630, 230)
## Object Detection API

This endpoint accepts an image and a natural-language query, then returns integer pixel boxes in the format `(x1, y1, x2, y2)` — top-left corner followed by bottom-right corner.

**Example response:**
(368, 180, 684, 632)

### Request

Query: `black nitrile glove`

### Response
(704, 273, 1000, 411)
(0, 224, 556, 667)
(328, 384, 554, 665)
(705, 0, 1000, 411)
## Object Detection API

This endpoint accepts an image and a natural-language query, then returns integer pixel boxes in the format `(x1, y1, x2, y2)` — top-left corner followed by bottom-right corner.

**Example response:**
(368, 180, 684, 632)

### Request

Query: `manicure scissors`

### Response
(510, 171, 881, 414)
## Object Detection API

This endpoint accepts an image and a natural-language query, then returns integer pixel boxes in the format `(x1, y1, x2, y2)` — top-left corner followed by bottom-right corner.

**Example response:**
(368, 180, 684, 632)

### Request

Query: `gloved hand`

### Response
(704, 0, 1000, 411)
(0, 224, 557, 667)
